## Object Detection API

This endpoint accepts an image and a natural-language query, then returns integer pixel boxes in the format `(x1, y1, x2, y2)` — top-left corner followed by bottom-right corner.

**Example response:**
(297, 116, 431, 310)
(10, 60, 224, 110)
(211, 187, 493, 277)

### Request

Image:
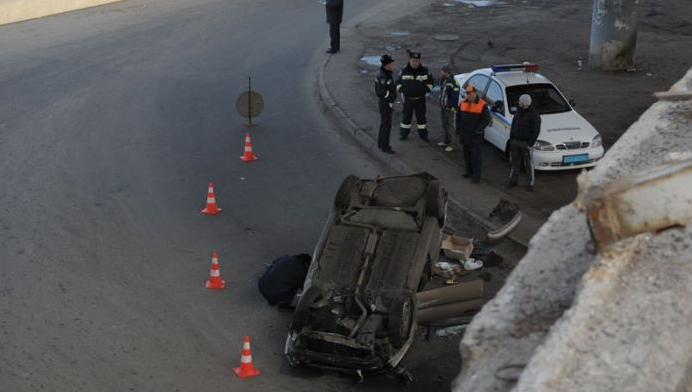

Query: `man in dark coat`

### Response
(375, 54, 397, 154)
(456, 85, 490, 183)
(396, 51, 434, 141)
(437, 64, 461, 151)
(258, 254, 312, 307)
(507, 94, 541, 191)
(325, 0, 343, 53)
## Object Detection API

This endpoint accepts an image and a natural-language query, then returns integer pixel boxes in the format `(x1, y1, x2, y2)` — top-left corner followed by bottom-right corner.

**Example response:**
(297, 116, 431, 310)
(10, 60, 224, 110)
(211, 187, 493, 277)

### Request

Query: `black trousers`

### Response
(400, 98, 428, 140)
(378, 101, 393, 149)
(509, 139, 535, 186)
(462, 143, 483, 180)
(329, 24, 340, 51)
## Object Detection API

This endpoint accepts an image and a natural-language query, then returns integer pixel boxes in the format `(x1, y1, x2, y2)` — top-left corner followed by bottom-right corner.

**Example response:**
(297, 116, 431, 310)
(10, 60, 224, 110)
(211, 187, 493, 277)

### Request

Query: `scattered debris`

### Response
(463, 258, 483, 271)
(441, 235, 474, 260)
(359, 55, 382, 66)
(487, 199, 522, 241)
(433, 33, 460, 41)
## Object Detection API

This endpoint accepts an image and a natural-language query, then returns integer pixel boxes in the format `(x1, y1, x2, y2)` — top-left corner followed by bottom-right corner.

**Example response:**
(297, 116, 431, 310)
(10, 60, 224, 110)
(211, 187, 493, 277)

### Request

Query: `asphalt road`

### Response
(0, 1, 473, 391)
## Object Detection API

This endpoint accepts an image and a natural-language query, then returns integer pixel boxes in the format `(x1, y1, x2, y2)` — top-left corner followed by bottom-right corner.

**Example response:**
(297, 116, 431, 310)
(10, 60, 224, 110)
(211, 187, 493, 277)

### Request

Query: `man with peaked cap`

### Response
(395, 51, 434, 142)
(375, 54, 397, 154)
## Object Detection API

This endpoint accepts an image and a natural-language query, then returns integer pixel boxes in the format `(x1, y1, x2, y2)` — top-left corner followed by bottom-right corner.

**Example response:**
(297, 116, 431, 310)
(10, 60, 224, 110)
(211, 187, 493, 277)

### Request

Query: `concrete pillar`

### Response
(589, 0, 639, 71)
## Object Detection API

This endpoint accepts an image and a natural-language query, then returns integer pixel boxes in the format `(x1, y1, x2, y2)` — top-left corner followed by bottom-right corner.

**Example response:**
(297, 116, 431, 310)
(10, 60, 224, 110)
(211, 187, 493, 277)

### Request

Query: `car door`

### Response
(483, 80, 510, 151)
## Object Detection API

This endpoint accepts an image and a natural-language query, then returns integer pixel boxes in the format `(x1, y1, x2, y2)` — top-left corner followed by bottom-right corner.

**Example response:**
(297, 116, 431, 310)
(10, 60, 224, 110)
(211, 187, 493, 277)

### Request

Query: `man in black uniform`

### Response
(375, 54, 397, 154)
(507, 94, 541, 191)
(456, 85, 491, 183)
(325, 0, 343, 53)
(396, 51, 434, 141)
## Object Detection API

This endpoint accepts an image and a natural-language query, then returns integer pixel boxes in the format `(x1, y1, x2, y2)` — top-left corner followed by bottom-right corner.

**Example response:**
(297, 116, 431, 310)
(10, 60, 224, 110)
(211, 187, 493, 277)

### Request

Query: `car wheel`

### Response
(425, 181, 446, 227)
(289, 286, 324, 333)
(389, 294, 417, 348)
(334, 175, 360, 209)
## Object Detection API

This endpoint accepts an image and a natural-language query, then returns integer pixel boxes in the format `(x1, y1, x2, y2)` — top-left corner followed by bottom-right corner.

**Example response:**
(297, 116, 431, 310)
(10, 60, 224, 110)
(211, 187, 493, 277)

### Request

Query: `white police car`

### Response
(455, 63, 604, 170)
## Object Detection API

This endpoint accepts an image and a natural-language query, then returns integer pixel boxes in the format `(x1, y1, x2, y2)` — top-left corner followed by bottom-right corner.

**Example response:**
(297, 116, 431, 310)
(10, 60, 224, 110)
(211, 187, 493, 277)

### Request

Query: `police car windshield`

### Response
(506, 84, 571, 115)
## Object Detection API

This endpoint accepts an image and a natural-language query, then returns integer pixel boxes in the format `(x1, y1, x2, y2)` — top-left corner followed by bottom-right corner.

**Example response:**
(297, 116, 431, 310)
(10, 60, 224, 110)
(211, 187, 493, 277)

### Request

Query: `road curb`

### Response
(317, 41, 528, 247)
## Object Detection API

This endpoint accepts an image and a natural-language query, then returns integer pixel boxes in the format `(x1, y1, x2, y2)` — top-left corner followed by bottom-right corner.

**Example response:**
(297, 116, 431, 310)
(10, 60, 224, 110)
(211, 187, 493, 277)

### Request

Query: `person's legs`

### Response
(462, 144, 473, 177)
(378, 101, 393, 150)
(471, 143, 483, 182)
(523, 143, 535, 189)
(438, 108, 449, 144)
(445, 110, 455, 149)
(508, 139, 521, 186)
(329, 24, 340, 51)
(414, 100, 428, 141)
(400, 99, 414, 140)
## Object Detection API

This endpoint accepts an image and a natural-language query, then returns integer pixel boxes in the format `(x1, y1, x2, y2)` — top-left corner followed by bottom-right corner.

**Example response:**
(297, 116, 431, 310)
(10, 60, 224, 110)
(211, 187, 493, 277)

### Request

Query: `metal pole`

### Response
(247, 76, 253, 127)
(589, 0, 639, 71)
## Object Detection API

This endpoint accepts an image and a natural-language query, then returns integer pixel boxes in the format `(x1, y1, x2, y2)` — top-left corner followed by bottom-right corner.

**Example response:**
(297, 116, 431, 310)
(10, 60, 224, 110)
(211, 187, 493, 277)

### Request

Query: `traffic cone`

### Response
(239, 132, 258, 162)
(233, 335, 260, 379)
(201, 182, 221, 215)
(205, 251, 226, 289)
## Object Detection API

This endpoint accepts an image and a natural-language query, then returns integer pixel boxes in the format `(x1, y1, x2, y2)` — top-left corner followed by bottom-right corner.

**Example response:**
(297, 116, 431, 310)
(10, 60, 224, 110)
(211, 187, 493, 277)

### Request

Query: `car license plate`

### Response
(563, 154, 589, 164)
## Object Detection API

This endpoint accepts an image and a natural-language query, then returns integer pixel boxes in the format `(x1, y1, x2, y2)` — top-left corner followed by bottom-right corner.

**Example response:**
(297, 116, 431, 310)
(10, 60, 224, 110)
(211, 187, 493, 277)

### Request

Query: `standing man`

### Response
(507, 94, 541, 191)
(456, 85, 490, 183)
(396, 51, 434, 142)
(437, 64, 461, 152)
(375, 54, 396, 154)
(325, 0, 343, 54)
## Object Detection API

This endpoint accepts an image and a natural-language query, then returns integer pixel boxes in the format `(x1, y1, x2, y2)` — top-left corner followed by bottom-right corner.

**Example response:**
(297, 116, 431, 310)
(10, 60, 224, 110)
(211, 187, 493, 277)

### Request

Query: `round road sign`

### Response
(235, 90, 264, 119)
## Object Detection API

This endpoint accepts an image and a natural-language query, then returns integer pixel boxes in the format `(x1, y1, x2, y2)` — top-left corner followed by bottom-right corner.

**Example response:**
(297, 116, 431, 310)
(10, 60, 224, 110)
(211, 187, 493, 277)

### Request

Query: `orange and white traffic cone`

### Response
(233, 335, 260, 379)
(205, 251, 226, 289)
(239, 132, 258, 162)
(201, 182, 221, 215)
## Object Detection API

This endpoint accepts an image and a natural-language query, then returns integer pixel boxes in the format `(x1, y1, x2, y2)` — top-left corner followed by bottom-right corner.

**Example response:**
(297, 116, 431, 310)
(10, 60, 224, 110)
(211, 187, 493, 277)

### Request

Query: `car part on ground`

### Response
(577, 158, 692, 251)
(285, 173, 448, 374)
(487, 198, 522, 242)
(415, 279, 484, 325)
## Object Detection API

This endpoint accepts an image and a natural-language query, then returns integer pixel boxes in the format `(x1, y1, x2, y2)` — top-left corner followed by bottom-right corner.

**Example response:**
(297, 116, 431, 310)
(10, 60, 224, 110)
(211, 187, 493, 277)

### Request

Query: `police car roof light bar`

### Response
(491, 63, 539, 73)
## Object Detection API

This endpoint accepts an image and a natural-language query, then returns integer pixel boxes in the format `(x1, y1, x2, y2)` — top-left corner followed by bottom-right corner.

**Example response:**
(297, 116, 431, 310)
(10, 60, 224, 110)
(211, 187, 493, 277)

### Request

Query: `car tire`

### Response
(389, 294, 417, 348)
(334, 175, 360, 209)
(425, 181, 446, 227)
(289, 286, 324, 333)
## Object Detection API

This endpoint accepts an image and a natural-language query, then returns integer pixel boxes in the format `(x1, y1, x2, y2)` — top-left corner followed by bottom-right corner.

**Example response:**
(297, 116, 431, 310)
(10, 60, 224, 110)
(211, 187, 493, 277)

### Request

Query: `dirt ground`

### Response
(353, 0, 692, 220)
(358, 0, 692, 148)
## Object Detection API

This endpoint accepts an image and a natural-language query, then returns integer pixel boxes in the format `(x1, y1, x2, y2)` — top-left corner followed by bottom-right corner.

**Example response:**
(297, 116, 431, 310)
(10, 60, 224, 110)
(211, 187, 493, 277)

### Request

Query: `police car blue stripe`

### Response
(491, 112, 511, 127)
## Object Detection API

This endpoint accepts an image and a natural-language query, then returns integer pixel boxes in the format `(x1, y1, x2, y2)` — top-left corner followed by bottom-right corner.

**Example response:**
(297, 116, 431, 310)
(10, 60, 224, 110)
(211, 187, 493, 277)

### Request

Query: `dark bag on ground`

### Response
(258, 254, 311, 306)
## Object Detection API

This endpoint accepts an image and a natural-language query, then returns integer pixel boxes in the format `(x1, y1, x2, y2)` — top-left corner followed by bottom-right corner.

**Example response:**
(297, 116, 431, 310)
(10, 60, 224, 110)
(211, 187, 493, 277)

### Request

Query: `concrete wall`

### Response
(453, 66, 692, 392)
(0, 0, 122, 26)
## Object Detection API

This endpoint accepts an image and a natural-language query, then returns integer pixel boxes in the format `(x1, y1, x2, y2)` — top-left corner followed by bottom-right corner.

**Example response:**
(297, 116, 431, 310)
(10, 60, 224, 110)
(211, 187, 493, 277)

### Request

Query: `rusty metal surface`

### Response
(581, 158, 692, 250)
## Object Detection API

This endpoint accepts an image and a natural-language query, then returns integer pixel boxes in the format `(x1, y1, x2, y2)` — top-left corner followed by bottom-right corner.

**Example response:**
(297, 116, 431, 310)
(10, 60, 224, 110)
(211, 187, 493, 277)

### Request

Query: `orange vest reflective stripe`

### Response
(459, 98, 486, 114)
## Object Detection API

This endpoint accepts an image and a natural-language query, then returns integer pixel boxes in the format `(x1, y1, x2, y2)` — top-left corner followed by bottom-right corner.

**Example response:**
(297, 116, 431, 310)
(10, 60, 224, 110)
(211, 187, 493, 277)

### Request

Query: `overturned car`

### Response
(285, 173, 447, 374)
